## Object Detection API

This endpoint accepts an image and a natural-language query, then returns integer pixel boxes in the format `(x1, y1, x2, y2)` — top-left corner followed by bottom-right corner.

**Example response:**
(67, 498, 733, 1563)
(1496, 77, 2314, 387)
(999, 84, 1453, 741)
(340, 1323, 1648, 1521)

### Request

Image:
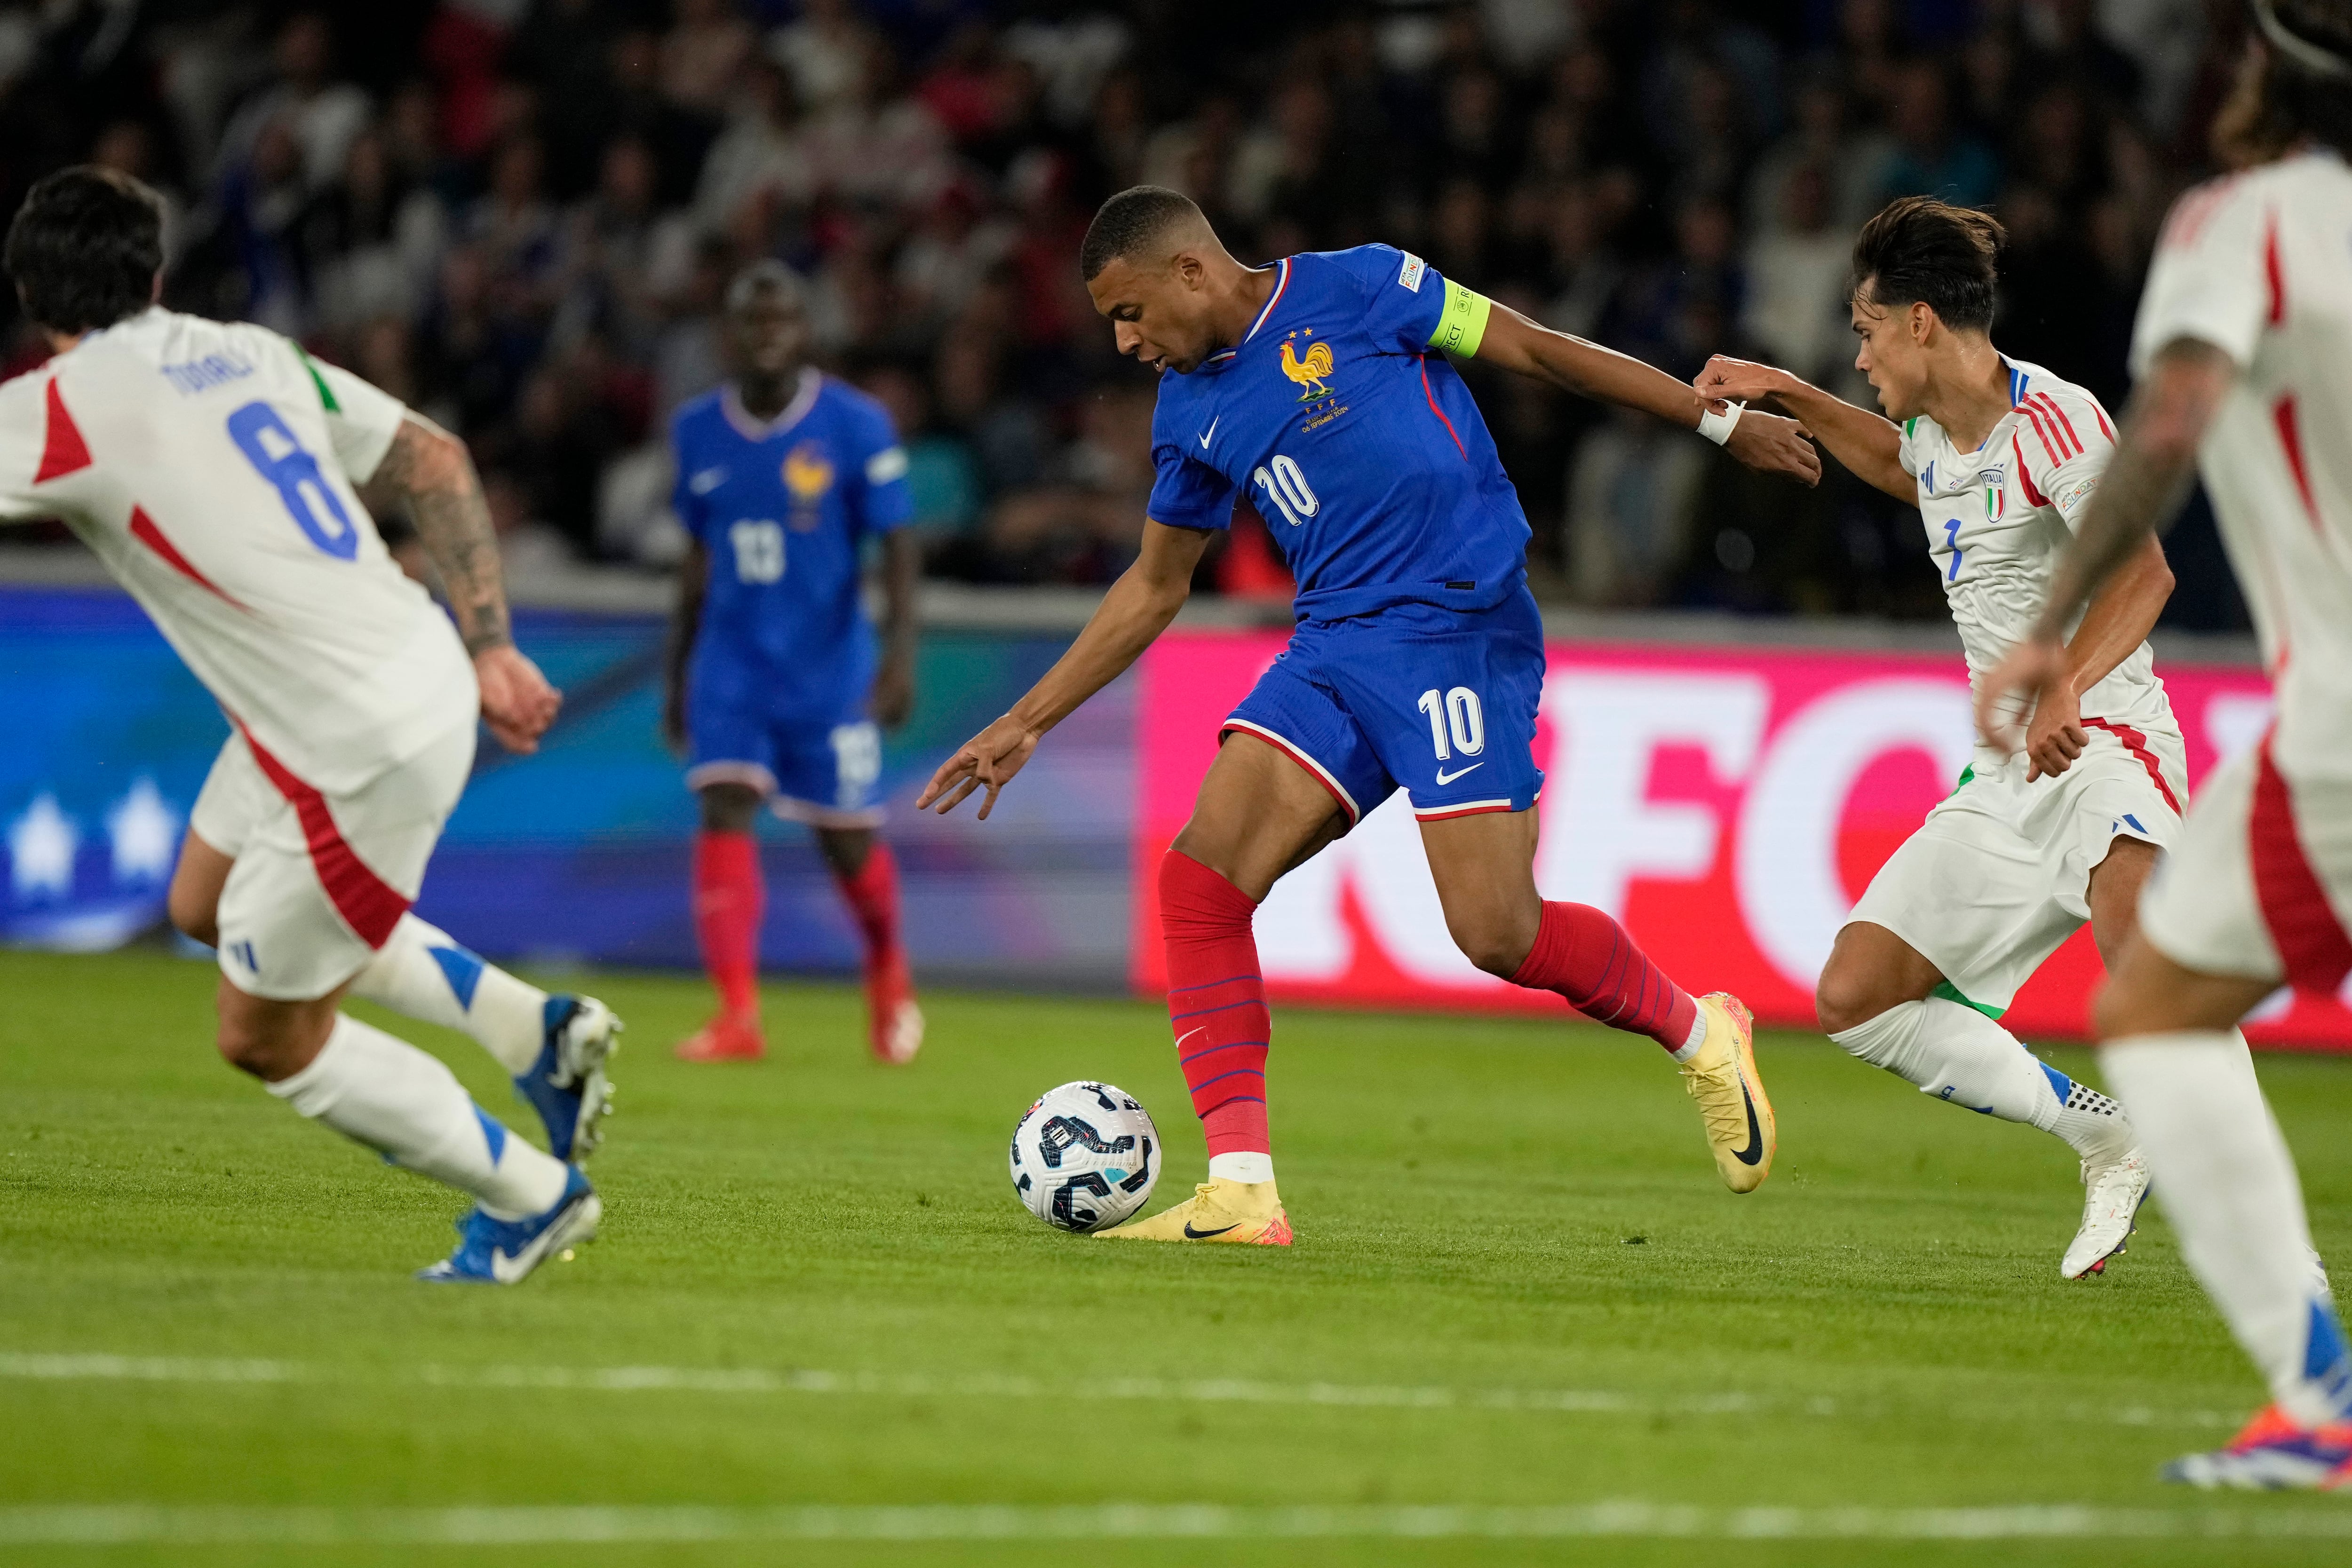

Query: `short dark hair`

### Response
(4, 166, 165, 334)
(1849, 195, 2004, 334)
(1079, 186, 1202, 281)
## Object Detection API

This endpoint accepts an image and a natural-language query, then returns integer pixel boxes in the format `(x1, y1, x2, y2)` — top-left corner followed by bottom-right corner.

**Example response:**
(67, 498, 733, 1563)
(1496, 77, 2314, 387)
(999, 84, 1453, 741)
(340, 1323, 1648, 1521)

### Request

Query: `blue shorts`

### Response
(686, 701, 885, 827)
(1224, 588, 1546, 825)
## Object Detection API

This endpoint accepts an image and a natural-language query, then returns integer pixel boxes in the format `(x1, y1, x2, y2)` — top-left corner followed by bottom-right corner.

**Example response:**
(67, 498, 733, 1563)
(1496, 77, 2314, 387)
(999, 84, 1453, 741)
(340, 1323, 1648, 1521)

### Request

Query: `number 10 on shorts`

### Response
(1416, 686, 1485, 760)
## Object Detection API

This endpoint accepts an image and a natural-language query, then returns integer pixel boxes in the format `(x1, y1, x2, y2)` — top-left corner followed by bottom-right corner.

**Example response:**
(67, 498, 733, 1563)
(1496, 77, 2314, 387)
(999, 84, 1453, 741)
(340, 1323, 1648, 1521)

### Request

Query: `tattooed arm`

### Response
(1975, 339, 2234, 753)
(360, 413, 563, 754)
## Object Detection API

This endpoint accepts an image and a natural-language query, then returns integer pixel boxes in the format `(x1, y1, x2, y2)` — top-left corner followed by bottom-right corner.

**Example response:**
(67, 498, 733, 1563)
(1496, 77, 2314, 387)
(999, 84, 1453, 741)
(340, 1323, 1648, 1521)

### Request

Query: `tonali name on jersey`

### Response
(2136, 149, 2352, 777)
(0, 309, 470, 795)
(1898, 358, 2177, 741)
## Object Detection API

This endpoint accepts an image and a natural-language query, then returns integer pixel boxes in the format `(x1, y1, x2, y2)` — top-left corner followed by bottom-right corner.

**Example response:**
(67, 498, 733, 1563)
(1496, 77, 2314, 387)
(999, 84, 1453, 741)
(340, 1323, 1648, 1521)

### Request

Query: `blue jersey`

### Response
(670, 370, 913, 720)
(1145, 245, 1531, 622)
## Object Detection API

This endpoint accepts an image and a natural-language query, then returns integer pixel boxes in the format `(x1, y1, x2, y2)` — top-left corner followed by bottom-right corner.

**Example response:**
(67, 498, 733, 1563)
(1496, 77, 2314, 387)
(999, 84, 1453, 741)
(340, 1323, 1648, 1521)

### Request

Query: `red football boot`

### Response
(674, 1011, 766, 1063)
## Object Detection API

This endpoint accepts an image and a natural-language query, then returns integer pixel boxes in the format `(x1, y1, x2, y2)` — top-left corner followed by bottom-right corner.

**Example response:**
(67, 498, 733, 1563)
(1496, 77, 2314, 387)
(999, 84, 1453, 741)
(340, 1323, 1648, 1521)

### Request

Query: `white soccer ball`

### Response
(1009, 1081, 1161, 1233)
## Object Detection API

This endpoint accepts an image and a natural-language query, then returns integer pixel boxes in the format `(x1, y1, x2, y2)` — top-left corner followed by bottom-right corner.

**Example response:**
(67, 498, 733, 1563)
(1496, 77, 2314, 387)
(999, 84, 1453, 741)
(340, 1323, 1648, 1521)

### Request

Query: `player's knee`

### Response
(213, 1014, 292, 1078)
(818, 829, 872, 875)
(1451, 912, 1537, 980)
(698, 784, 762, 833)
(167, 882, 218, 947)
(2091, 975, 2150, 1043)
(1814, 961, 1883, 1038)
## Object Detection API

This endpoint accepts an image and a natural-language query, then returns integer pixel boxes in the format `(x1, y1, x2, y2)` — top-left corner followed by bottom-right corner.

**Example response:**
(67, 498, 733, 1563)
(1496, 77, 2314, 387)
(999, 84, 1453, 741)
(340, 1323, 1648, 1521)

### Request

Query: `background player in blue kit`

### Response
(665, 262, 923, 1067)
(921, 188, 1823, 1244)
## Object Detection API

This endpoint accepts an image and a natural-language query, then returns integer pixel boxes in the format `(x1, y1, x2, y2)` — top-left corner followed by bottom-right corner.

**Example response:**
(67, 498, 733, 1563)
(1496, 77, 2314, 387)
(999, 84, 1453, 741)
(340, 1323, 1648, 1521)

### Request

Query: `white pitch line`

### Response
(0, 1352, 2241, 1430)
(3, 1503, 2351, 1544)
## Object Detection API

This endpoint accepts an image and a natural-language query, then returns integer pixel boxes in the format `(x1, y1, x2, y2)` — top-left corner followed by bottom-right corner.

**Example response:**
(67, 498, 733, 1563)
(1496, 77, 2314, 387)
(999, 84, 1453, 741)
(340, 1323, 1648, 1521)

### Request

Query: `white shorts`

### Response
(1847, 722, 2187, 1014)
(2140, 736, 2352, 991)
(190, 718, 475, 1001)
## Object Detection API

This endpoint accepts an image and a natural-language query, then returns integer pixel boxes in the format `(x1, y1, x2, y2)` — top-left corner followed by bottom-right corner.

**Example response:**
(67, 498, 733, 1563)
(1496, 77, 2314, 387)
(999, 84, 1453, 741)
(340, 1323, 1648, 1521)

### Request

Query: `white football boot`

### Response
(2061, 1147, 2151, 1279)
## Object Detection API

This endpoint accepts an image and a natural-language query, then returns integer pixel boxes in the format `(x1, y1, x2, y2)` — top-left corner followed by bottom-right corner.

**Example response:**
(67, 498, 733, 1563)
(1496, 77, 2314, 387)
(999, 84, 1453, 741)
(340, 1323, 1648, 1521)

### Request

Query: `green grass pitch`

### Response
(3, 945, 2351, 1567)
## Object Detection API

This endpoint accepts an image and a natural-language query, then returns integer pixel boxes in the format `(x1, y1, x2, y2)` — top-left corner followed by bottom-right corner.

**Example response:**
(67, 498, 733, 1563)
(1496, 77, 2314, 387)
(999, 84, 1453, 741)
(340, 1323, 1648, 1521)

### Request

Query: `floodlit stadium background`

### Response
(5, 0, 2341, 1045)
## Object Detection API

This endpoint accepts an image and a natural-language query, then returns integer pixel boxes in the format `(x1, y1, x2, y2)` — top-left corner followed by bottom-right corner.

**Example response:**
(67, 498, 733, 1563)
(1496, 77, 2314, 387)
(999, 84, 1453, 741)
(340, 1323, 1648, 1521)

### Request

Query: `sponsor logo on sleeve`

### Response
(865, 446, 910, 485)
(1397, 251, 1426, 293)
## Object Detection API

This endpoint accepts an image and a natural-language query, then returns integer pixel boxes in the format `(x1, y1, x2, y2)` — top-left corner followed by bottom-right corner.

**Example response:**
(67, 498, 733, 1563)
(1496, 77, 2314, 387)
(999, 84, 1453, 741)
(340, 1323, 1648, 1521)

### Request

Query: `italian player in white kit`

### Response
(1984, 0, 2352, 1488)
(1697, 198, 2180, 1278)
(0, 168, 620, 1284)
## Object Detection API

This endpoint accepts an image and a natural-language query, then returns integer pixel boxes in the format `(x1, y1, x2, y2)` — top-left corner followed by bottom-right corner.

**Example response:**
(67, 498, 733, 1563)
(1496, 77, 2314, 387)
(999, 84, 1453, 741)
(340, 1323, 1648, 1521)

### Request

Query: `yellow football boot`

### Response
(1097, 1178, 1293, 1244)
(1680, 992, 1775, 1193)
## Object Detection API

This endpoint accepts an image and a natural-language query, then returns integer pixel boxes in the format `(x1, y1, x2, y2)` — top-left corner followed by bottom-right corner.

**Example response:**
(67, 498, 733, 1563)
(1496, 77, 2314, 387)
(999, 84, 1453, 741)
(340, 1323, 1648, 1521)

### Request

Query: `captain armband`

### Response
(1427, 277, 1494, 358)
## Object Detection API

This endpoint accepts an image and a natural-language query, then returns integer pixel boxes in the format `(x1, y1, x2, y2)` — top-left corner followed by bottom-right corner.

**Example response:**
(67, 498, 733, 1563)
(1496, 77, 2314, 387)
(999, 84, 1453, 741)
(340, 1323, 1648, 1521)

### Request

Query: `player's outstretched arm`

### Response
(1469, 306, 1820, 486)
(1977, 339, 2234, 753)
(361, 413, 563, 755)
(870, 531, 921, 729)
(1694, 355, 1912, 501)
(917, 520, 1212, 819)
(662, 538, 707, 754)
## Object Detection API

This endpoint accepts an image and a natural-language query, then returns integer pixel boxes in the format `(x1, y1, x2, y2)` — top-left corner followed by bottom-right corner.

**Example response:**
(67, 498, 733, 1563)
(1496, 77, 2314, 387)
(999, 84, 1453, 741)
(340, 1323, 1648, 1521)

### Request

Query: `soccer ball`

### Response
(1009, 1081, 1160, 1233)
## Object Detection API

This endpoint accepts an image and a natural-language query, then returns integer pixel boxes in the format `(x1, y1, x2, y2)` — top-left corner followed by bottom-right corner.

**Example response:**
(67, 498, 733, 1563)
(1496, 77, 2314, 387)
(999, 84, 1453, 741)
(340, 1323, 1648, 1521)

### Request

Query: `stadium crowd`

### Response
(0, 0, 2253, 620)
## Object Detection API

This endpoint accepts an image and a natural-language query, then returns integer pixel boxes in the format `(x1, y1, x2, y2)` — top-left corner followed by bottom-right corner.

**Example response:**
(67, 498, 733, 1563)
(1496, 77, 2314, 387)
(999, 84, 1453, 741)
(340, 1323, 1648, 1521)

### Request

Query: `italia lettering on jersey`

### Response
(669, 367, 914, 719)
(0, 307, 473, 794)
(1896, 356, 2177, 742)
(1144, 245, 1533, 622)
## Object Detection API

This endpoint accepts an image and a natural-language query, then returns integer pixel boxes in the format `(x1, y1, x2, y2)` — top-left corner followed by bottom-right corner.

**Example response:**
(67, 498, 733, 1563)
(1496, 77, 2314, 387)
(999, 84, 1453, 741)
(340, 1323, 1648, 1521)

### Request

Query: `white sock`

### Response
(268, 1014, 570, 1220)
(350, 914, 548, 1076)
(1670, 1007, 1708, 1063)
(1208, 1152, 1275, 1185)
(2102, 1031, 2351, 1427)
(1831, 998, 2133, 1161)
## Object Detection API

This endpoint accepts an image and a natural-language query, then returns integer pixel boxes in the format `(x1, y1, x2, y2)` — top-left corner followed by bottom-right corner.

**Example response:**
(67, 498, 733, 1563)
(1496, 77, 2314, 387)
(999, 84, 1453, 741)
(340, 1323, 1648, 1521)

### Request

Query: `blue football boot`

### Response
(418, 1166, 601, 1285)
(512, 995, 620, 1164)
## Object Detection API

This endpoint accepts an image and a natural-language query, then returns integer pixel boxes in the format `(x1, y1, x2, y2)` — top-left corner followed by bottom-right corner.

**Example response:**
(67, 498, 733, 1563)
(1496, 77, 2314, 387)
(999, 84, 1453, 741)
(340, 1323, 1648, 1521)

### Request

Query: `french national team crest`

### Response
(1278, 328, 1337, 404)
(782, 442, 834, 531)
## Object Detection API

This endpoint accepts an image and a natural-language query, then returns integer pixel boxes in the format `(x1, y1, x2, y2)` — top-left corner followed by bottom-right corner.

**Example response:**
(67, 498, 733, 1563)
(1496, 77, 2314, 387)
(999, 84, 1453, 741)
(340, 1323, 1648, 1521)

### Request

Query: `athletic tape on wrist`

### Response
(1697, 400, 1744, 445)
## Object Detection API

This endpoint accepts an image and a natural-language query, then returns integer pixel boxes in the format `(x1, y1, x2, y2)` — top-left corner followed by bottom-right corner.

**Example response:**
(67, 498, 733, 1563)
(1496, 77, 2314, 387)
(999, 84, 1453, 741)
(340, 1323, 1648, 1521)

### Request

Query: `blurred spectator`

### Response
(0, 0, 2236, 623)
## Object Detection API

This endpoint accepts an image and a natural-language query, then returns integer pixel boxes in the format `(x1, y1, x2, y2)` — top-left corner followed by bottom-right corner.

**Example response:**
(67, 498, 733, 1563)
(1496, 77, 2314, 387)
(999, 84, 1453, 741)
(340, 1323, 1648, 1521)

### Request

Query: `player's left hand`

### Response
(916, 712, 1039, 820)
(1976, 637, 2067, 761)
(870, 655, 914, 729)
(2022, 675, 2089, 782)
(475, 644, 563, 755)
(1694, 354, 1790, 408)
(1724, 409, 1821, 487)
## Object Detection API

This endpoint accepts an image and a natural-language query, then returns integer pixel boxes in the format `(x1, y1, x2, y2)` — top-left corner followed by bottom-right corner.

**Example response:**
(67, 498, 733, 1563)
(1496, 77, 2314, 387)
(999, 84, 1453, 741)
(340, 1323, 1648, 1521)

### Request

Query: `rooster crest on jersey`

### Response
(1279, 332, 1336, 402)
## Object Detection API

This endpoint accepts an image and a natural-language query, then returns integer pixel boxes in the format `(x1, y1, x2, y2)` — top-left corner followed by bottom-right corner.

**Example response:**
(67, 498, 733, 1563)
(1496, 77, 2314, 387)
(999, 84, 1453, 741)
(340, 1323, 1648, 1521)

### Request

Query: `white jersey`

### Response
(2134, 149, 2352, 782)
(0, 308, 473, 794)
(1897, 358, 2177, 744)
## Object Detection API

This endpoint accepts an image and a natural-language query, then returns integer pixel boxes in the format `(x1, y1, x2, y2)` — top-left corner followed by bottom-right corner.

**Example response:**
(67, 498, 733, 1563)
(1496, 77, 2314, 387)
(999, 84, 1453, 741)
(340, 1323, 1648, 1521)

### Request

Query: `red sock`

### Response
(833, 841, 905, 975)
(692, 829, 763, 1019)
(1159, 849, 1270, 1158)
(1510, 901, 1699, 1054)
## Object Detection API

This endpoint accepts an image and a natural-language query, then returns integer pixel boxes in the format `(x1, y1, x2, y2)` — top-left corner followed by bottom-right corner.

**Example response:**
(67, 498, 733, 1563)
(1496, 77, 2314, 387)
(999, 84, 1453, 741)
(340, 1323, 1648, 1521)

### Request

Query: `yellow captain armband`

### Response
(1428, 277, 1494, 358)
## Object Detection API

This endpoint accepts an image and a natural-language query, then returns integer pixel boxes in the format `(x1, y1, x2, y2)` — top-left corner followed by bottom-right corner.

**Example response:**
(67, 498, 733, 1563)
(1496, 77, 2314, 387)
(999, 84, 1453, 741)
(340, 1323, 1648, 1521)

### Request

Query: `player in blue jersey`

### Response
(920, 187, 1822, 1243)
(664, 262, 923, 1066)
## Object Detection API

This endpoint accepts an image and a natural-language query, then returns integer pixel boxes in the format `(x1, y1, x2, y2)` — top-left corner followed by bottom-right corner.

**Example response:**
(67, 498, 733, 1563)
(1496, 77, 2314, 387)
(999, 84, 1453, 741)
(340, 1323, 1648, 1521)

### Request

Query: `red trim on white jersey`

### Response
(1220, 718, 1360, 823)
(2274, 394, 2322, 531)
(2264, 214, 2286, 325)
(236, 723, 411, 949)
(129, 505, 245, 609)
(2080, 719, 2183, 816)
(34, 378, 91, 483)
(2011, 433, 2050, 506)
(2026, 393, 2085, 458)
(2250, 734, 2352, 992)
